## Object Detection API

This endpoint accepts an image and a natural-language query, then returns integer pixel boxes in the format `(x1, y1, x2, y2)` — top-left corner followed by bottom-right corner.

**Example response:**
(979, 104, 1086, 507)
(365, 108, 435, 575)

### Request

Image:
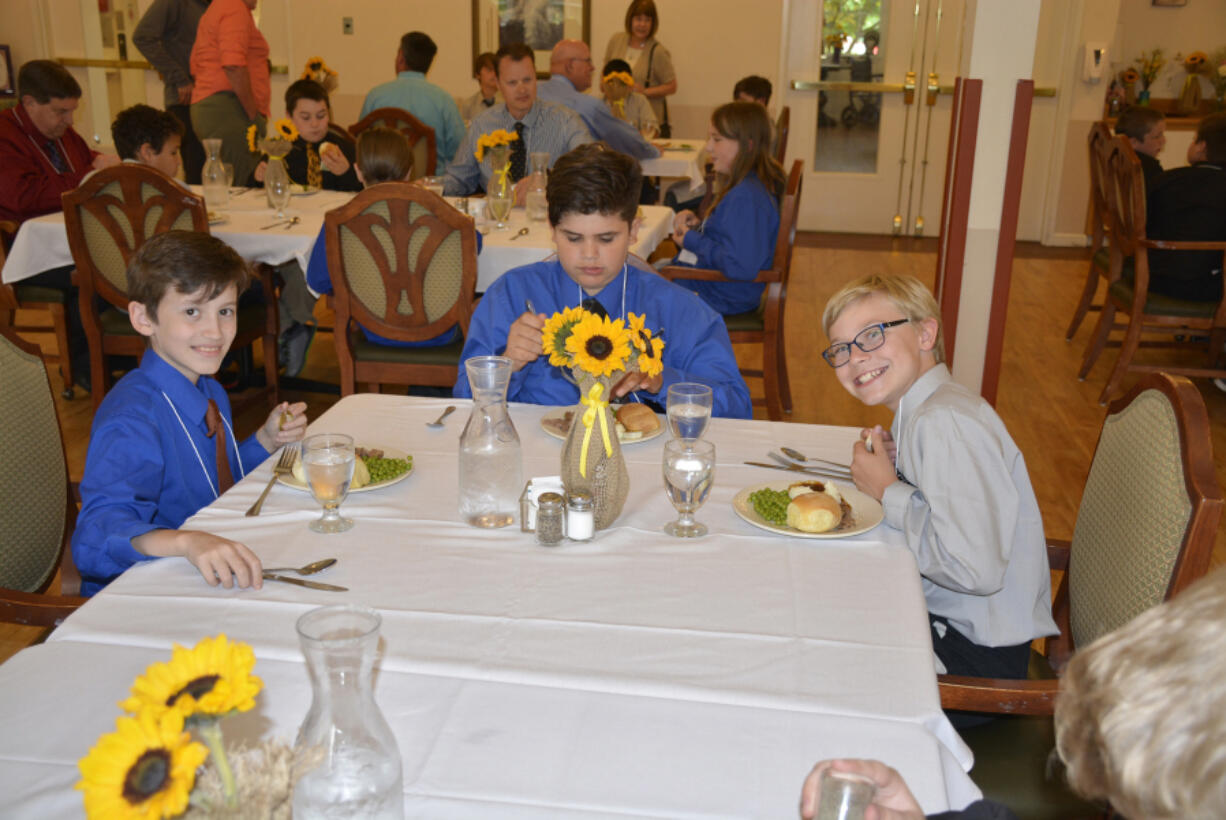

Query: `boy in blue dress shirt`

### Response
(72, 232, 309, 596)
(454, 143, 751, 418)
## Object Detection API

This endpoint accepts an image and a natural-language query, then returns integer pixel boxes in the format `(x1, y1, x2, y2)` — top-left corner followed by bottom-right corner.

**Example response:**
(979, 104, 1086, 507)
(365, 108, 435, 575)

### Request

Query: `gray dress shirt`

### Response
(882, 364, 1058, 647)
(133, 0, 210, 108)
(443, 100, 591, 196)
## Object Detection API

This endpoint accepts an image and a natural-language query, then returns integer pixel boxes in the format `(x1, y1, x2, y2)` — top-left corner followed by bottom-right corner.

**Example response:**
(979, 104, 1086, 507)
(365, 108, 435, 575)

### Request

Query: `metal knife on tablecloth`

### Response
(743, 461, 851, 483)
(261, 573, 348, 592)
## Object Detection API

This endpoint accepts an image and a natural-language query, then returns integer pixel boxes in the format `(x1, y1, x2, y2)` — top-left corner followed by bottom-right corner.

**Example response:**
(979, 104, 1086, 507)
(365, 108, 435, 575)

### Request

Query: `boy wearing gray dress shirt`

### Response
(821, 274, 1057, 683)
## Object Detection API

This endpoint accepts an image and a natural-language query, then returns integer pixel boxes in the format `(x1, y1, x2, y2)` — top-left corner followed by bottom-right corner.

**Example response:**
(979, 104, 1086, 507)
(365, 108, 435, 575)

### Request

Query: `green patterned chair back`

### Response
(0, 330, 68, 593)
(62, 165, 208, 309)
(1068, 385, 1196, 648)
(326, 182, 478, 343)
(348, 107, 437, 178)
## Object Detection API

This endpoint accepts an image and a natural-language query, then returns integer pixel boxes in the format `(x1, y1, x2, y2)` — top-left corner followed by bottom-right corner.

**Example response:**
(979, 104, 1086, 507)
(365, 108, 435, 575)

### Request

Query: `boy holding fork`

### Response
(72, 232, 308, 596)
(821, 274, 1056, 684)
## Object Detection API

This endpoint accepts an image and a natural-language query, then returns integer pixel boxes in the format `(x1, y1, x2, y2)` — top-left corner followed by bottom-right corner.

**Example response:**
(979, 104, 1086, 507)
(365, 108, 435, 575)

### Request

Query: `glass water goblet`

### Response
(267, 174, 292, 220)
(486, 192, 512, 230)
(667, 382, 714, 442)
(303, 433, 356, 534)
(663, 438, 715, 538)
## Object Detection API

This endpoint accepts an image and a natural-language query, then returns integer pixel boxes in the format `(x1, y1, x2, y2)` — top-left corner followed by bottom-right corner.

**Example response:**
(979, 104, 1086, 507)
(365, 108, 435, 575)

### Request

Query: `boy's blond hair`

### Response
(822, 274, 946, 364)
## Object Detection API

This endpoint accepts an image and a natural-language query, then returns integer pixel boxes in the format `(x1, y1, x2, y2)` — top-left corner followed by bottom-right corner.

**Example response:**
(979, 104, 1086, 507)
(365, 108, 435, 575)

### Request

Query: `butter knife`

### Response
(767, 451, 851, 477)
(743, 461, 851, 482)
(262, 573, 348, 592)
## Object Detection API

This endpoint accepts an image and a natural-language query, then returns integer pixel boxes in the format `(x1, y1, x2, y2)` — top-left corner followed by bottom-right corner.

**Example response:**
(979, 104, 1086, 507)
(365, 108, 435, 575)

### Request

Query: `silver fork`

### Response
(246, 447, 298, 516)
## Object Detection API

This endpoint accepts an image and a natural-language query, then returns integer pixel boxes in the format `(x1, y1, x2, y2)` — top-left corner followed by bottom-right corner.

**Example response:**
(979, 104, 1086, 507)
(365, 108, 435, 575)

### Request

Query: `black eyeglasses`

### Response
(822, 319, 910, 368)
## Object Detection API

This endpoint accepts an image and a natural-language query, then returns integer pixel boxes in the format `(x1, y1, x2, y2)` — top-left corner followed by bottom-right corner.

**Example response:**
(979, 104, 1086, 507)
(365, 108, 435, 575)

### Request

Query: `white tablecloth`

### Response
(640, 138, 707, 195)
(2, 191, 673, 296)
(0, 396, 980, 817)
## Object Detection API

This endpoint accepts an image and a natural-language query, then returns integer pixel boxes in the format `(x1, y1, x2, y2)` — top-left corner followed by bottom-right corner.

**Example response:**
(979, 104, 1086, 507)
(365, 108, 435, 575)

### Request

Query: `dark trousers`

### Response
(168, 103, 205, 185)
(931, 615, 1031, 729)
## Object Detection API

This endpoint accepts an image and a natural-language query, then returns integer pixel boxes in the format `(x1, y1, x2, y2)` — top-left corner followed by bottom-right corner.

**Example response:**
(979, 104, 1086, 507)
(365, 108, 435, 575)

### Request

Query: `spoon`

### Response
(283, 216, 301, 230)
(427, 405, 457, 428)
(260, 558, 337, 575)
(509, 226, 530, 240)
(780, 447, 851, 471)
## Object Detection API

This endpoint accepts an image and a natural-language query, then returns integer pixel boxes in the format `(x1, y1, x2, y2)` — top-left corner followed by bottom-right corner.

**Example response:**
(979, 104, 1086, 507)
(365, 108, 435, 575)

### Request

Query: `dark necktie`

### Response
(509, 121, 527, 182)
(483, 97, 496, 108)
(205, 399, 235, 494)
(581, 297, 609, 319)
(44, 140, 67, 174)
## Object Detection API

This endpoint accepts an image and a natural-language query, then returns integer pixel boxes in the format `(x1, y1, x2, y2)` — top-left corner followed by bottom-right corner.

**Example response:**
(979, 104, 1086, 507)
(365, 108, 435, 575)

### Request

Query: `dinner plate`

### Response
(277, 445, 413, 493)
(540, 407, 664, 445)
(290, 184, 320, 196)
(731, 480, 883, 539)
(207, 211, 228, 226)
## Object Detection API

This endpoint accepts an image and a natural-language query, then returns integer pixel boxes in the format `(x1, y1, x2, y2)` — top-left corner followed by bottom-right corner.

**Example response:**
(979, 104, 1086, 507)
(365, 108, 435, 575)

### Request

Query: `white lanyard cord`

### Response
(9, 109, 78, 175)
(160, 391, 247, 499)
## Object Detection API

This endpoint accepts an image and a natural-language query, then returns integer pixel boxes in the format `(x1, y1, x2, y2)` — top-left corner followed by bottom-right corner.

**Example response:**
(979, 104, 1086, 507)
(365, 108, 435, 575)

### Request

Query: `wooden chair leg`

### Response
(47, 302, 74, 396)
(761, 335, 783, 421)
(1065, 262, 1102, 341)
(775, 328, 793, 415)
(262, 332, 279, 405)
(1078, 302, 1116, 380)
(1098, 312, 1144, 404)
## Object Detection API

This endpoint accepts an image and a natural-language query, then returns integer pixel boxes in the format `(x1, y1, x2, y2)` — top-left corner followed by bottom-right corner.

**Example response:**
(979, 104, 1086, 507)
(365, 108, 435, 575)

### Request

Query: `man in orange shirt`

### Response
(189, 0, 269, 184)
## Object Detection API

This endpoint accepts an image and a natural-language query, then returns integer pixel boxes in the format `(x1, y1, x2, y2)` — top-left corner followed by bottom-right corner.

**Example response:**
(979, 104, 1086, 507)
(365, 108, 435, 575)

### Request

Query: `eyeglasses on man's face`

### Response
(822, 319, 910, 368)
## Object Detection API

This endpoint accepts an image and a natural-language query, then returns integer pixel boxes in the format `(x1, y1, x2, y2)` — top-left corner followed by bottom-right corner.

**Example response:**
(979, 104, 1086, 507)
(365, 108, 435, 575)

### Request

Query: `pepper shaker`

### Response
(535, 492, 566, 546)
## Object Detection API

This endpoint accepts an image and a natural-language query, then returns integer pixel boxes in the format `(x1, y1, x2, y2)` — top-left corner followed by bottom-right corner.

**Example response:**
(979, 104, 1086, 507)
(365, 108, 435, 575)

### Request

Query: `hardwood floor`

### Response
(4, 234, 1224, 664)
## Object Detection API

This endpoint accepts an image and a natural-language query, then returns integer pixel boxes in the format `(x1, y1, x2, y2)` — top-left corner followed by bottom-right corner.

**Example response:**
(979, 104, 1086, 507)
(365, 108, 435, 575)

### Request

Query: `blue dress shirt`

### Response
(360, 70, 466, 166)
(671, 173, 779, 316)
(453, 258, 752, 418)
(71, 350, 271, 595)
(536, 75, 660, 160)
(443, 100, 591, 196)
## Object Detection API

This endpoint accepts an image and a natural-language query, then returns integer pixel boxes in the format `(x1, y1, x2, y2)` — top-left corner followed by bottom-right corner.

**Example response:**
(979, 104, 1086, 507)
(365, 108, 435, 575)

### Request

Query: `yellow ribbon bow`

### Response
(492, 161, 511, 191)
(579, 382, 614, 478)
(611, 98, 627, 119)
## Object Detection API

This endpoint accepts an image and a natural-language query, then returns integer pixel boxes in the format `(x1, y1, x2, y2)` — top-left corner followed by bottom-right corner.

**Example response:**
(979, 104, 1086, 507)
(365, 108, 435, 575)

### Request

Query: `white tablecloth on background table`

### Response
(640, 138, 707, 195)
(0, 396, 980, 817)
(2, 191, 673, 296)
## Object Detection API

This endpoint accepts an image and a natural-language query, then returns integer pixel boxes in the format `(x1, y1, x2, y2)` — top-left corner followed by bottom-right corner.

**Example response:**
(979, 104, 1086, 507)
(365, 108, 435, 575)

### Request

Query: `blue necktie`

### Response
(45, 140, 67, 174)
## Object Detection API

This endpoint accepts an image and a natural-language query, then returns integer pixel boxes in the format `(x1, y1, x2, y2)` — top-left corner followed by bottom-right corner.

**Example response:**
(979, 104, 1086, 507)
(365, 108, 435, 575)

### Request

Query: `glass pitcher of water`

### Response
(525, 151, 549, 222)
(201, 137, 228, 210)
(459, 356, 522, 527)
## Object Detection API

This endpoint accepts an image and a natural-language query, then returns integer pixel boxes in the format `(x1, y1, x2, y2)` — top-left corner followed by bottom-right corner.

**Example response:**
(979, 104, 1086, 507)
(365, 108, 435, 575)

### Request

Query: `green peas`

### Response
(749, 488, 790, 525)
(363, 456, 412, 484)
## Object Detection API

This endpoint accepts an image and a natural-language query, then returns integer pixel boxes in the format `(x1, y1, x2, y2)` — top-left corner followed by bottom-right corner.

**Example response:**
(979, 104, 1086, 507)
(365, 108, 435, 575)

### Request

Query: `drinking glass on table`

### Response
(423, 175, 446, 198)
(667, 382, 714, 442)
(267, 172, 292, 220)
(303, 433, 356, 533)
(486, 191, 512, 230)
(663, 438, 715, 538)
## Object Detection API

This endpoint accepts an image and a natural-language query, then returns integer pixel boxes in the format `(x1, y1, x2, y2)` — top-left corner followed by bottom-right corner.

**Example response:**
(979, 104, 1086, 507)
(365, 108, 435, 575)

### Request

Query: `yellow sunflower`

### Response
(565, 313, 632, 378)
(78, 708, 208, 820)
(246, 123, 258, 153)
(626, 312, 651, 353)
(273, 118, 299, 142)
(637, 336, 665, 378)
(121, 634, 262, 721)
(541, 306, 585, 367)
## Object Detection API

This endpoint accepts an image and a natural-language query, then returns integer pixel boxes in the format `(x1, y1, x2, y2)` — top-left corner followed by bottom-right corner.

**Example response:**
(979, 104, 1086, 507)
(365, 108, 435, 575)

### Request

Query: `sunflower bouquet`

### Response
(1177, 50, 1210, 113)
(300, 56, 339, 94)
(541, 307, 665, 528)
(1134, 48, 1166, 92)
(475, 128, 519, 197)
(246, 118, 299, 160)
(1209, 47, 1226, 105)
(602, 71, 636, 119)
(77, 635, 297, 819)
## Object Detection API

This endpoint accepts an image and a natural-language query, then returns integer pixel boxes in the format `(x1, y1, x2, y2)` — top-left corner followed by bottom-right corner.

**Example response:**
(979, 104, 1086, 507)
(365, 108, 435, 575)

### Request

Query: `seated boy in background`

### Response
(1114, 105, 1165, 189)
(253, 79, 360, 192)
(1146, 111, 1226, 303)
(821, 274, 1056, 684)
(305, 126, 462, 349)
(454, 143, 751, 418)
(72, 231, 308, 596)
(110, 104, 184, 181)
(733, 75, 772, 107)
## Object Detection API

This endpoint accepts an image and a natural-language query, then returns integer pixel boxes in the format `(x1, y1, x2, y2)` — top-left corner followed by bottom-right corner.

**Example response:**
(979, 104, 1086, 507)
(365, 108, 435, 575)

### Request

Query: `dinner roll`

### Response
(786, 491, 841, 533)
(616, 403, 659, 433)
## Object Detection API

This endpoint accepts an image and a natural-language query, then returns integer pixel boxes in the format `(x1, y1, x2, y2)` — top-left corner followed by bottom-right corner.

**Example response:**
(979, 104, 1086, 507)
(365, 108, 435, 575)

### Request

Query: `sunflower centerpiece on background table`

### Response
(248, 118, 302, 200)
(474, 128, 519, 201)
(542, 307, 665, 529)
(300, 55, 339, 94)
(77, 634, 298, 819)
(1177, 50, 1210, 114)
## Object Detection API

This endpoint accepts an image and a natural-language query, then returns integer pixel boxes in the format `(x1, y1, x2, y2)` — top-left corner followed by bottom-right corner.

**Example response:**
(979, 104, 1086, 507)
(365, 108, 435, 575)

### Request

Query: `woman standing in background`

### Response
(604, 0, 677, 137)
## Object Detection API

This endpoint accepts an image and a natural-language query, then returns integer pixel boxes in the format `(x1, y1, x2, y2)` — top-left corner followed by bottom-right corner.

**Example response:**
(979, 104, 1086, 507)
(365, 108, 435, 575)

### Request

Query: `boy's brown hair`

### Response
(127, 231, 250, 321)
(1114, 105, 1164, 142)
(546, 143, 641, 227)
(356, 127, 413, 185)
(822, 273, 946, 364)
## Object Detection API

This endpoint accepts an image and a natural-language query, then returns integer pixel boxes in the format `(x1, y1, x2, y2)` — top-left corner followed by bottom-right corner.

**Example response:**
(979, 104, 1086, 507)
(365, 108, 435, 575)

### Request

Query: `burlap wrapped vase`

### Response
(560, 372, 629, 529)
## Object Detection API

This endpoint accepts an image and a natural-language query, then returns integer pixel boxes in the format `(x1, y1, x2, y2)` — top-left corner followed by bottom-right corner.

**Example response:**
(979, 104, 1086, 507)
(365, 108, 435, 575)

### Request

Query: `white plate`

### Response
(540, 407, 664, 445)
(277, 445, 413, 493)
(290, 184, 320, 196)
(207, 212, 229, 226)
(731, 480, 883, 539)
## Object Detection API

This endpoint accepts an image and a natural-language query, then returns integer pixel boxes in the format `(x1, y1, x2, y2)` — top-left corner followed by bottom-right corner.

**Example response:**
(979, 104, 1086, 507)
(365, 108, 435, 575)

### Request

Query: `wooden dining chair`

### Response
(1, 220, 76, 399)
(0, 326, 87, 628)
(1064, 121, 1117, 341)
(938, 372, 1221, 818)
(1077, 137, 1226, 404)
(62, 164, 280, 411)
(324, 181, 478, 395)
(773, 105, 790, 165)
(658, 159, 803, 420)
(348, 107, 437, 179)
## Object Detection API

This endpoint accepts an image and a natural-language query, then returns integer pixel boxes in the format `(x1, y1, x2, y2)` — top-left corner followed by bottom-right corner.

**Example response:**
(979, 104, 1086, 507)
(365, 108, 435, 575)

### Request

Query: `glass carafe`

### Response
(201, 137, 229, 210)
(525, 151, 549, 222)
(459, 355, 522, 527)
(293, 605, 404, 820)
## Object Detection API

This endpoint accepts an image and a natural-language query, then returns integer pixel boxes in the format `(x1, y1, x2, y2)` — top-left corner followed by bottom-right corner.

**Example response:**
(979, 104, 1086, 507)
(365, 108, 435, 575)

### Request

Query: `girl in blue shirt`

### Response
(669, 101, 785, 316)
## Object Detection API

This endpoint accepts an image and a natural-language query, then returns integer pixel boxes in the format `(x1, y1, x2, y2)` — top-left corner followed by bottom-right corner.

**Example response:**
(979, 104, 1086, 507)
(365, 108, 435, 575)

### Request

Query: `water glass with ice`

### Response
(303, 433, 356, 533)
(663, 438, 714, 538)
(815, 769, 876, 820)
(667, 382, 713, 442)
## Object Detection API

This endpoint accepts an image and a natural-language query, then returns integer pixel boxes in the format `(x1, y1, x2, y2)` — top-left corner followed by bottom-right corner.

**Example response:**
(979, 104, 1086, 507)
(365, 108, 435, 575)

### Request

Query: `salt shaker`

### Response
(535, 492, 566, 546)
(566, 492, 595, 541)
